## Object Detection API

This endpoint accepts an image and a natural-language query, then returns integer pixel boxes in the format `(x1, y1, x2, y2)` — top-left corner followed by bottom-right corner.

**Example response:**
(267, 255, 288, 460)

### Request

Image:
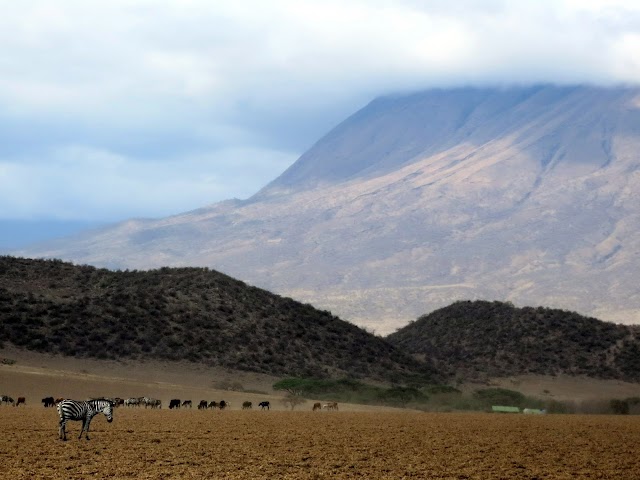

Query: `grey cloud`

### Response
(1, 0, 639, 224)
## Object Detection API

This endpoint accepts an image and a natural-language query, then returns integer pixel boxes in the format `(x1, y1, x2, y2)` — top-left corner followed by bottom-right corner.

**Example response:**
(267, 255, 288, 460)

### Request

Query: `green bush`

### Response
(378, 386, 426, 407)
(424, 385, 461, 395)
(610, 399, 630, 415)
(473, 388, 526, 408)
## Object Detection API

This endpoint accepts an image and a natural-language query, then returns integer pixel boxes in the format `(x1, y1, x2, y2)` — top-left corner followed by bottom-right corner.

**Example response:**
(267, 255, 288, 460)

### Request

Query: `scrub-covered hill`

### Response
(0, 256, 437, 383)
(387, 300, 640, 382)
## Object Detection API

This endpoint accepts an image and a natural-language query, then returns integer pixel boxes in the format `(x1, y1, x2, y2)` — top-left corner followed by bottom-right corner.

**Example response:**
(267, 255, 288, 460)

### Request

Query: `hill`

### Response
(0, 256, 436, 383)
(14, 85, 640, 334)
(387, 300, 640, 382)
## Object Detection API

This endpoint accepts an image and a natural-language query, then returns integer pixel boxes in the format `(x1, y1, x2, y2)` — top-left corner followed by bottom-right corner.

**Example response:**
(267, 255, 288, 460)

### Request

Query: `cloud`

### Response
(0, 0, 639, 222)
(0, 145, 296, 221)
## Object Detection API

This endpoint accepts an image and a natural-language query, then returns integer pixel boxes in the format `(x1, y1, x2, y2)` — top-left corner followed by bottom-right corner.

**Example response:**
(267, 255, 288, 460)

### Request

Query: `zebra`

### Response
(143, 397, 161, 409)
(57, 398, 115, 441)
(124, 397, 140, 407)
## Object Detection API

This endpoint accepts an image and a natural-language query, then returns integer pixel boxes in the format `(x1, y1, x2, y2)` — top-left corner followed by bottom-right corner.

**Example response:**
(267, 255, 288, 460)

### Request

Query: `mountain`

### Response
(387, 300, 640, 382)
(0, 256, 436, 383)
(15, 85, 640, 334)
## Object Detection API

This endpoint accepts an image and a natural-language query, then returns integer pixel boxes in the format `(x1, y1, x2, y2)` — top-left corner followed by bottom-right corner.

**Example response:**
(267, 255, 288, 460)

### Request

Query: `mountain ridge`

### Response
(15, 84, 640, 333)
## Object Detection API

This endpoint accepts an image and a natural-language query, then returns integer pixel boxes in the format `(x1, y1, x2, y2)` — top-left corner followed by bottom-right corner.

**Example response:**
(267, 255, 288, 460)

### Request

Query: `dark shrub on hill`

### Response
(0, 256, 438, 383)
(473, 388, 526, 408)
(387, 300, 640, 382)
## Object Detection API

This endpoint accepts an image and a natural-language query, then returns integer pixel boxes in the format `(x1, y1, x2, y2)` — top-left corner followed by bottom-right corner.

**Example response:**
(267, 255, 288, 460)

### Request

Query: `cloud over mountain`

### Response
(1, 1, 640, 229)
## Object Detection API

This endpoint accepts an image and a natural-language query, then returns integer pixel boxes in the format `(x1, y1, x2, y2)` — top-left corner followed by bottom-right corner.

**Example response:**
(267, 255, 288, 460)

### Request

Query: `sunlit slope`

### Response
(17, 86, 640, 333)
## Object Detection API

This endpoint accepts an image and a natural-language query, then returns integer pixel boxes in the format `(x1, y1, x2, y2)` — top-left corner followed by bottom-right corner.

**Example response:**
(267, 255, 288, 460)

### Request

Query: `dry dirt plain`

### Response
(1, 408, 640, 479)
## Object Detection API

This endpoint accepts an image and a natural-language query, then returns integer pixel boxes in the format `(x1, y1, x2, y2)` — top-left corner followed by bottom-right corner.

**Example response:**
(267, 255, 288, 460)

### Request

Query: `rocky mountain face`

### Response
(16, 85, 640, 334)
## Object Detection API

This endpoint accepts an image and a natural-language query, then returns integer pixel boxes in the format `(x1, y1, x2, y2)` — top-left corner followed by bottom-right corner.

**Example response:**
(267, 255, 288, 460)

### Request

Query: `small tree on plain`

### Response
(281, 394, 307, 411)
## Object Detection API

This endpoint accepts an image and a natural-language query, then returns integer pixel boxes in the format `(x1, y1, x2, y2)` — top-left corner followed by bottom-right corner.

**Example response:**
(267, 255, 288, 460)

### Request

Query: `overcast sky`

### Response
(2, 0, 640, 247)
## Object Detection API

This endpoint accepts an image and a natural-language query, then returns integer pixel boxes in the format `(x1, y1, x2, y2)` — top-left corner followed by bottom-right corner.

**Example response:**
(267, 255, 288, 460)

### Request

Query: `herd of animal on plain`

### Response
(0, 395, 339, 440)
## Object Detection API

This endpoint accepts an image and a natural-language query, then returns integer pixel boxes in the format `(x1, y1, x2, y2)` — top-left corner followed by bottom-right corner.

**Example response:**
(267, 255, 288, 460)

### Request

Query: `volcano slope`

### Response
(15, 85, 640, 334)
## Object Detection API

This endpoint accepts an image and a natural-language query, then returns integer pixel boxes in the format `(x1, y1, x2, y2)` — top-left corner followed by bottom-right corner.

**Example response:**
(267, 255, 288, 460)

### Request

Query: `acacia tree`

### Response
(280, 394, 307, 411)
(273, 378, 310, 396)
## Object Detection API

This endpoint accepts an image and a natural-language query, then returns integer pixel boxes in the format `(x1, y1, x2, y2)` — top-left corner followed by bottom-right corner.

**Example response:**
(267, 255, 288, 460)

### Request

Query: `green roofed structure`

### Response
(491, 406, 520, 413)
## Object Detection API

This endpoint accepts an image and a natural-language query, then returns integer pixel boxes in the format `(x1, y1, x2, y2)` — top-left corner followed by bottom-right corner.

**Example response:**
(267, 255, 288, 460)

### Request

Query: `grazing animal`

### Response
(182, 400, 192, 408)
(114, 398, 124, 407)
(219, 400, 227, 410)
(208, 401, 217, 409)
(42, 397, 55, 408)
(15, 397, 25, 407)
(1, 395, 14, 405)
(143, 397, 161, 409)
(57, 398, 115, 441)
(169, 399, 181, 409)
(324, 402, 338, 411)
(242, 401, 252, 410)
(313, 402, 322, 411)
(124, 397, 140, 407)
(258, 401, 270, 410)
(198, 400, 208, 410)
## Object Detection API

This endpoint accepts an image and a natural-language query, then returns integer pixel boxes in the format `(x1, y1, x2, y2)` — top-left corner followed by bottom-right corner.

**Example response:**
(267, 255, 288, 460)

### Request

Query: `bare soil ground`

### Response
(463, 374, 640, 402)
(2, 408, 640, 479)
(0, 347, 396, 412)
(3, 346, 640, 410)
(0, 345, 279, 397)
(3, 348, 640, 478)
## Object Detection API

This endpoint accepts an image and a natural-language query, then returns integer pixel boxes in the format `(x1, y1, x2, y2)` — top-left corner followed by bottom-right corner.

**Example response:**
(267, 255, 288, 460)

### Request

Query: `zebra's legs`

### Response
(81, 417, 93, 440)
(59, 419, 67, 441)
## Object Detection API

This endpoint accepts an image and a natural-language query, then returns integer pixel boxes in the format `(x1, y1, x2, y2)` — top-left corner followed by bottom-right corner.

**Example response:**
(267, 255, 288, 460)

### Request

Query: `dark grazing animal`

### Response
(57, 398, 115, 441)
(169, 399, 181, 409)
(42, 397, 55, 408)
(259, 401, 270, 410)
(182, 400, 192, 408)
(242, 401, 252, 410)
(198, 400, 208, 410)
(1, 395, 14, 405)
(15, 397, 25, 407)
(208, 401, 217, 409)
(219, 400, 227, 410)
(313, 402, 322, 411)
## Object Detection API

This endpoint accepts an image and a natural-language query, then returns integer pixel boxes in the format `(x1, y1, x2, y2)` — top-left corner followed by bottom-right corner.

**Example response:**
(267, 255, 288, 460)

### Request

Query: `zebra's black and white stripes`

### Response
(57, 398, 115, 440)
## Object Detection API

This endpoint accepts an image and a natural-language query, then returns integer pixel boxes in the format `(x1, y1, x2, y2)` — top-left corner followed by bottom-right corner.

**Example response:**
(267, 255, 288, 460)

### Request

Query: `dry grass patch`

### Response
(1, 408, 640, 479)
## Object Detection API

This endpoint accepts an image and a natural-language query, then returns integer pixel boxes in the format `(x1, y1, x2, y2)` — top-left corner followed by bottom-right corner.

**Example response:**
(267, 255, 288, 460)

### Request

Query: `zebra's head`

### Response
(96, 399, 114, 423)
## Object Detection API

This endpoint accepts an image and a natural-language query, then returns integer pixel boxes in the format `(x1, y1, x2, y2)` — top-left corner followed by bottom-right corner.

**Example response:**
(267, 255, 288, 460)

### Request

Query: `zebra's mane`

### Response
(88, 397, 115, 406)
